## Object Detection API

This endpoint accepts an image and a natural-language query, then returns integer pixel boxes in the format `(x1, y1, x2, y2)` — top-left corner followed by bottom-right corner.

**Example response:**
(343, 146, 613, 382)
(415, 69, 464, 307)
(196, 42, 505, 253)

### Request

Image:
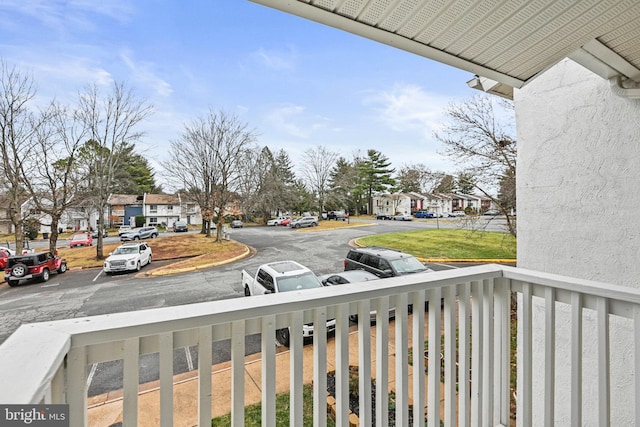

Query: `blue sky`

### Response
(0, 0, 480, 186)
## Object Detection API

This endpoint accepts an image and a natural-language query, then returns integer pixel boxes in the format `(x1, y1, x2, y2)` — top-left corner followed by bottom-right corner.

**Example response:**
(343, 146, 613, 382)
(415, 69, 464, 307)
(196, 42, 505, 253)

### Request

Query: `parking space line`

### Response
(93, 270, 104, 282)
(41, 283, 60, 288)
(87, 363, 98, 388)
(185, 347, 194, 371)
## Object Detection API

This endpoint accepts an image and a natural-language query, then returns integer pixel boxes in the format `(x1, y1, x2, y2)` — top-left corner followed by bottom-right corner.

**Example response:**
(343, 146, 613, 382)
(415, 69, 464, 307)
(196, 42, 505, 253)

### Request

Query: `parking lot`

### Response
(0, 217, 512, 396)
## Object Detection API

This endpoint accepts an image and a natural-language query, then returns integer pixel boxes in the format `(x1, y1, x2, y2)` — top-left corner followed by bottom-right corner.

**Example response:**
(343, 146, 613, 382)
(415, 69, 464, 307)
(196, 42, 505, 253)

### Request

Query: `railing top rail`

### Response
(0, 324, 70, 403)
(501, 265, 640, 304)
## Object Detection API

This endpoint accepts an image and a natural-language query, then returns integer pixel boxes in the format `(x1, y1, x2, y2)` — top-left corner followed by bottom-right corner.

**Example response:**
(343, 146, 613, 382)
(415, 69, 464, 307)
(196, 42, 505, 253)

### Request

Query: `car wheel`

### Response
(7, 280, 18, 287)
(294, 224, 300, 229)
(11, 263, 27, 278)
(134, 236, 140, 240)
(152, 233, 158, 238)
(136, 261, 141, 271)
(57, 263, 67, 274)
(147, 255, 152, 265)
(276, 328, 290, 347)
(244, 286, 251, 296)
(349, 314, 358, 323)
(41, 268, 50, 282)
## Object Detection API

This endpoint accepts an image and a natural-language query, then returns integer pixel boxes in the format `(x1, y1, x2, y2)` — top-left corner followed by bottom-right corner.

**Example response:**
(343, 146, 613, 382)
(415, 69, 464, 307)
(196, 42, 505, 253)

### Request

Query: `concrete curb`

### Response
(143, 244, 252, 277)
(418, 258, 517, 264)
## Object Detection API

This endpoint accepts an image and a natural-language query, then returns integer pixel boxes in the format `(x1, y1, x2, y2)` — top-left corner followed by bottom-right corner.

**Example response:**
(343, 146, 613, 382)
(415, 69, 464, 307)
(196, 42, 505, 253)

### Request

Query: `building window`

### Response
(167, 205, 173, 211)
(149, 205, 157, 213)
(149, 217, 158, 224)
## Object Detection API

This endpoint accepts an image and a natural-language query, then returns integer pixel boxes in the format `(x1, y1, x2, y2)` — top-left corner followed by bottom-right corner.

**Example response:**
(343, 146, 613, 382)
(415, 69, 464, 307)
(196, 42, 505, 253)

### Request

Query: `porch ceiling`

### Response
(250, 0, 640, 99)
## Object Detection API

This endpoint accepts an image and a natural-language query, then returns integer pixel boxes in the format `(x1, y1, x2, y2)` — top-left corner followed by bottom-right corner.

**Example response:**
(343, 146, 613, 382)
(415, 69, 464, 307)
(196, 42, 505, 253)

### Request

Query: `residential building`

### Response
(143, 193, 181, 228)
(107, 194, 142, 227)
(20, 197, 98, 234)
(178, 193, 202, 226)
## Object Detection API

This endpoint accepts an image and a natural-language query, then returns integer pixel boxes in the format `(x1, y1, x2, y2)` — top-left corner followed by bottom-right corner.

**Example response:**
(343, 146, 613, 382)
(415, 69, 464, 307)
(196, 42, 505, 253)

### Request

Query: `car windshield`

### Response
(389, 257, 428, 275)
(277, 272, 322, 292)
(113, 246, 138, 255)
(71, 235, 86, 241)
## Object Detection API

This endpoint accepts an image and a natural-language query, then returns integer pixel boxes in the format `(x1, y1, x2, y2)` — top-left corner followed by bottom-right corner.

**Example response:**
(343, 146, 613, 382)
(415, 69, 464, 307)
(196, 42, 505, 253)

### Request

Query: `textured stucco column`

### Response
(514, 58, 640, 425)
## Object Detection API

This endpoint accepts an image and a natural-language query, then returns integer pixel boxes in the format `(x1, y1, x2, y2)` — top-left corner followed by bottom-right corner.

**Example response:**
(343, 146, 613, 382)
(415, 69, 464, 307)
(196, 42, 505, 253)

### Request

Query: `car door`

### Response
(255, 269, 275, 294)
(139, 244, 151, 265)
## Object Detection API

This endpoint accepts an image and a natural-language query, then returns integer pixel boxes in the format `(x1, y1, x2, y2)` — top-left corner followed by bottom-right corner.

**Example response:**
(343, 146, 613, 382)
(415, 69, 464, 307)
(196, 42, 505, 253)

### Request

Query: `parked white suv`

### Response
(103, 242, 152, 274)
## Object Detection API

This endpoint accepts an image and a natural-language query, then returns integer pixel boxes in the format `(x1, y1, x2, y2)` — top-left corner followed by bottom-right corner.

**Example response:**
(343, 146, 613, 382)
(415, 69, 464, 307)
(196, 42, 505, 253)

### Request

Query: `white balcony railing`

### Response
(1, 264, 639, 426)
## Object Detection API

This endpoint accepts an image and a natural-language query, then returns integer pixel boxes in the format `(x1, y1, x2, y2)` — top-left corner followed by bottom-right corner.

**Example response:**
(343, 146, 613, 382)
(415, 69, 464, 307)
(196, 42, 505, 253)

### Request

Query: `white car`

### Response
(266, 216, 290, 226)
(393, 213, 413, 221)
(118, 225, 133, 236)
(103, 242, 152, 274)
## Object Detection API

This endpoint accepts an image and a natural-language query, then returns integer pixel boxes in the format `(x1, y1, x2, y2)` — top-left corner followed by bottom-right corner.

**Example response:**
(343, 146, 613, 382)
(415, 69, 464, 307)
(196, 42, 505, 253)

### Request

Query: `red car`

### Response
(69, 233, 93, 248)
(0, 248, 12, 270)
(279, 218, 291, 226)
(4, 251, 67, 286)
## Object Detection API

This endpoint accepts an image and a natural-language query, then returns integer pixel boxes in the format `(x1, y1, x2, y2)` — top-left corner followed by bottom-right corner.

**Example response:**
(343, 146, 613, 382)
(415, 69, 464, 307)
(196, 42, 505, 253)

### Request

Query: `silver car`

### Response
(318, 270, 394, 322)
(289, 216, 318, 229)
(120, 226, 159, 241)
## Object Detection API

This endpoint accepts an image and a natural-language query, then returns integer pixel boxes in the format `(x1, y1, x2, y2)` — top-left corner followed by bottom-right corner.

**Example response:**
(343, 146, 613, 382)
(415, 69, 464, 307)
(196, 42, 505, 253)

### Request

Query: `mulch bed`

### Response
(326, 367, 417, 426)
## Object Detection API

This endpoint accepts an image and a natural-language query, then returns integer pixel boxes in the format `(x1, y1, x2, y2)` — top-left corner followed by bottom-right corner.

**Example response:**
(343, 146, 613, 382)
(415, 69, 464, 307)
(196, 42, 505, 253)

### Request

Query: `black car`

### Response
(376, 213, 392, 220)
(343, 246, 431, 278)
(327, 210, 346, 221)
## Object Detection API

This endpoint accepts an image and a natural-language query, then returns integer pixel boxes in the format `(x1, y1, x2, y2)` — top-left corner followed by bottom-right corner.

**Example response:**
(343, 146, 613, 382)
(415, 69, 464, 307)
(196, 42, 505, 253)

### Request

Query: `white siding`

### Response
(515, 58, 639, 425)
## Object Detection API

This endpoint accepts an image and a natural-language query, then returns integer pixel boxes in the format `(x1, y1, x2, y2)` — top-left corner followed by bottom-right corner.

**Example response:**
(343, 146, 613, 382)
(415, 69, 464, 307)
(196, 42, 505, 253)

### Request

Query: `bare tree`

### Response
(235, 146, 263, 222)
(21, 101, 87, 252)
(76, 82, 153, 258)
(435, 95, 516, 236)
(396, 163, 445, 194)
(0, 61, 43, 253)
(300, 146, 339, 215)
(164, 109, 257, 241)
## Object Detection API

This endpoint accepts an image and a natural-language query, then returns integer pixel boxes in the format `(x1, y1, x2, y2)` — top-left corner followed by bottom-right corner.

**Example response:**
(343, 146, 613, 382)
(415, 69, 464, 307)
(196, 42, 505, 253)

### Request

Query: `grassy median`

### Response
(355, 228, 516, 260)
(57, 233, 247, 270)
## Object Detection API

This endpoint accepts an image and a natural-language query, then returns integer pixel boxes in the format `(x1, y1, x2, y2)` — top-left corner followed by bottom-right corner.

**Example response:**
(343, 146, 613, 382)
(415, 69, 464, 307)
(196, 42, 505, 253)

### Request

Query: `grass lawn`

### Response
(356, 228, 516, 260)
(211, 383, 335, 427)
(57, 233, 247, 270)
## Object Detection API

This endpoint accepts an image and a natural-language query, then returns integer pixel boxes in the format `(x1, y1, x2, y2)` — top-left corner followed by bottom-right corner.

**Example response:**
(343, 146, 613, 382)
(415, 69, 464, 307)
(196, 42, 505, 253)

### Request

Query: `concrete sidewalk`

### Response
(88, 316, 440, 426)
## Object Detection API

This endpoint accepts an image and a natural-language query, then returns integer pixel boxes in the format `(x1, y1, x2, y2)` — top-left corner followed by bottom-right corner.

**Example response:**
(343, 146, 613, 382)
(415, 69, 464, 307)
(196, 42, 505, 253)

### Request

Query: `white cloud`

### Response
(264, 104, 331, 138)
(363, 83, 449, 136)
(0, 0, 134, 35)
(120, 50, 173, 97)
(250, 46, 297, 71)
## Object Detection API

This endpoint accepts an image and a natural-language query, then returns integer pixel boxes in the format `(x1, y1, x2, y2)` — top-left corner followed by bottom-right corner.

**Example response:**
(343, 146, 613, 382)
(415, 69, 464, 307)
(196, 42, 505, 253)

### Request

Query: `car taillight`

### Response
(343, 259, 347, 267)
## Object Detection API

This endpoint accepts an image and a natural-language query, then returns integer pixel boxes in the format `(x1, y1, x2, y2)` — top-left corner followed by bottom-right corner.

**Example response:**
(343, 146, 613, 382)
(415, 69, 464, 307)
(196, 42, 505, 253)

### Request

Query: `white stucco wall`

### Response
(515, 59, 640, 425)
